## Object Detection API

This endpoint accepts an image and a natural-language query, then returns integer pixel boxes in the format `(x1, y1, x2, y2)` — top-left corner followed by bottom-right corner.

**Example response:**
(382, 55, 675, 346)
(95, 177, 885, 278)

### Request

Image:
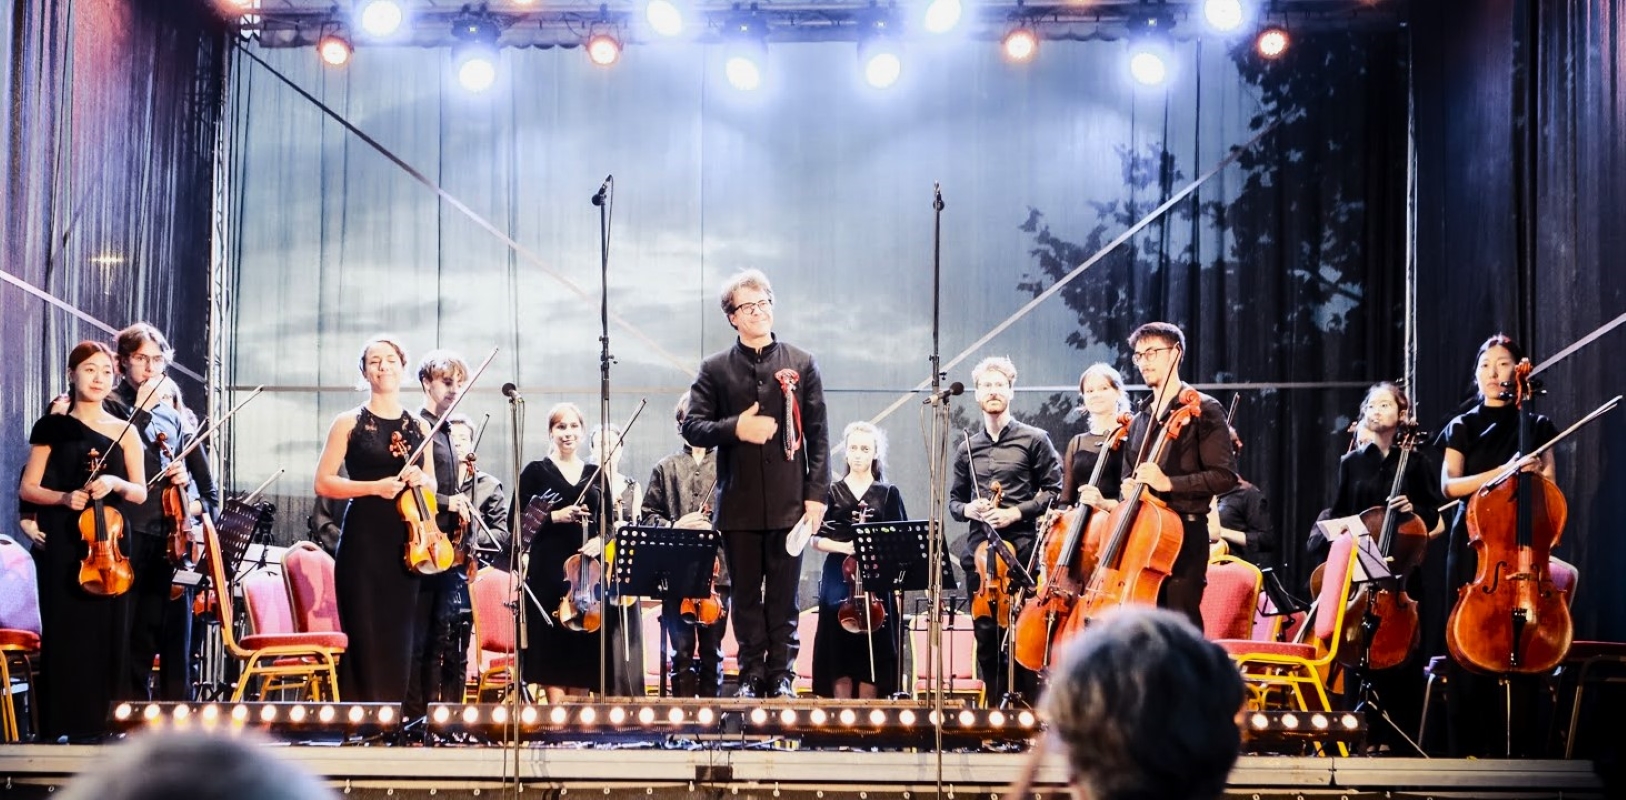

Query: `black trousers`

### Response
(723, 529, 800, 684)
(420, 570, 472, 706)
(1155, 516, 1210, 629)
(659, 589, 730, 697)
(128, 529, 193, 701)
(962, 529, 1039, 705)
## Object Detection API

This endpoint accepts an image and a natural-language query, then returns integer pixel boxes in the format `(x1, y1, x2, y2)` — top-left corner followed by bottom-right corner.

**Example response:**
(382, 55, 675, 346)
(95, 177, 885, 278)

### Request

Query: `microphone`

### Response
(923, 381, 964, 405)
(933, 182, 944, 211)
(501, 382, 523, 403)
(590, 175, 612, 206)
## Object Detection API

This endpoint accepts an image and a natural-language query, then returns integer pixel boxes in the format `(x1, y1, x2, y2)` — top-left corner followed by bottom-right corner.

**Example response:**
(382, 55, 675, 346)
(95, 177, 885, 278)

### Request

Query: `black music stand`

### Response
(611, 525, 722, 696)
(852, 520, 939, 698)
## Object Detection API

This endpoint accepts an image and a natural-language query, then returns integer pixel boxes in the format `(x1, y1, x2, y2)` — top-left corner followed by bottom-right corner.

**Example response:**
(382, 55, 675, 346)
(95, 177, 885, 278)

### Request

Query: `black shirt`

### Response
(949, 418, 1063, 538)
(1123, 387, 1238, 516)
(1217, 479, 1276, 567)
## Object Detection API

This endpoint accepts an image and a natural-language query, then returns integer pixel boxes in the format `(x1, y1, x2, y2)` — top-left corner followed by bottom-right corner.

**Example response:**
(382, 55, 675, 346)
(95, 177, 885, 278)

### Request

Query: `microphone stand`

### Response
(923, 183, 950, 785)
(503, 385, 526, 794)
(592, 174, 615, 699)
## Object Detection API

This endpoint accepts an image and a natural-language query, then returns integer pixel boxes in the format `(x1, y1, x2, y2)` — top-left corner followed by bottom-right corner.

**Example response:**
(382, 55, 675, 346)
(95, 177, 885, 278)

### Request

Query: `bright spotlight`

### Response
(860, 40, 902, 88)
(1128, 48, 1167, 86)
(1255, 26, 1289, 59)
(1001, 27, 1038, 63)
(725, 54, 762, 91)
(317, 33, 353, 66)
(922, 0, 962, 34)
(586, 31, 622, 66)
(646, 0, 684, 37)
(1202, 0, 1245, 32)
(456, 47, 498, 92)
(452, 8, 502, 92)
(356, 0, 403, 37)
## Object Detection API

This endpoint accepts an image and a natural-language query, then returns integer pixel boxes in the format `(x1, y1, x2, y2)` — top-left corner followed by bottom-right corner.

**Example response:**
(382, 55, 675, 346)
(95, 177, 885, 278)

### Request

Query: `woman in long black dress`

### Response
(1437, 334, 1558, 757)
(18, 341, 148, 742)
(314, 335, 437, 711)
(1060, 363, 1130, 513)
(517, 402, 631, 701)
(809, 421, 906, 699)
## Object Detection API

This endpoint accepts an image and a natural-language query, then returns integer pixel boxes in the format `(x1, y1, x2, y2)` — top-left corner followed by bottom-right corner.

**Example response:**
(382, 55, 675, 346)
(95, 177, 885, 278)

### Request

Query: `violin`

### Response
(77, 448, 135, 597)
(452, 451, 480, 581)
(970, 482, 1013, 625)
(836, 501, 887, 635)
(558, 516, 604, 633)
(155, 432, 193, 569)
(1013, 413, 1132, 671)
(1447, 359, 1572, 675)
(1068, 387, 1203, 629)
(1338, 422, 1430, 670)
(680, 497, 725, 627)
(388, 430, 455, 575)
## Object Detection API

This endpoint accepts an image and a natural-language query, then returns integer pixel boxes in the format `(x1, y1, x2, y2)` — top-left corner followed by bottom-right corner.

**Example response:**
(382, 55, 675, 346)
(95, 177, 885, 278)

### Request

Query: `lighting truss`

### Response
(109, 701, 402, 739)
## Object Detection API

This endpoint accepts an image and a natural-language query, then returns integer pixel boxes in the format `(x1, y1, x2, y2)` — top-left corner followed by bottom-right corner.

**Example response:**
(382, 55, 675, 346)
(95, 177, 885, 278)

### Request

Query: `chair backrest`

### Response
(468, 567, 517, 654)
(911, 616, 979, 682)
(1312, 532, 1359, 652)
(201, 516, 251, 657)
(1200, 556, 1262, 640)
(1550, 556, 1579, 603)
(0, 536, 41, 636)
(282, 542, 342, 633)
(241, 568, 295, 636)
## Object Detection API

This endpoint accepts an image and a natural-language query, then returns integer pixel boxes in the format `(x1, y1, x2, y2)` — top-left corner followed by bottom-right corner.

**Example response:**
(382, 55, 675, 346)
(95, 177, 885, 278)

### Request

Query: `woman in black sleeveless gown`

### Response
(314, 336, 437, 712)
(810, 421, 906, 699)
(19, 341, 148, 742)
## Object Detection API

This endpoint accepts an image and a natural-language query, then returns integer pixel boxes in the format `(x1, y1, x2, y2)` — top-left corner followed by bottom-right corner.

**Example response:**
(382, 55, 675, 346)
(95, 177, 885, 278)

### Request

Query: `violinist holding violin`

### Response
(950, 356, 1062, 703)
(642, 392, 727, 698)
(447, 414, 512, 569)
(1437, 334, 1557, 757)
(18, 340, 148, 742)
(314, 335, 438, 711)
(110, 324, 218, 703)
(1121, 323, 1237, 628)
(416, 351, 478, 707)
(809, 421, 907, 699)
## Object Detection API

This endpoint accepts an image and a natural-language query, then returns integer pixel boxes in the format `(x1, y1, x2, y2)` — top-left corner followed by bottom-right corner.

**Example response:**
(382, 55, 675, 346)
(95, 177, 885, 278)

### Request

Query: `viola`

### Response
(680, 555, 725, 626)
(559, 517, 604, 633)
(77, 448, 135, 597)
(1447, 359, 1572, 675)
(836, 501, 887, 635)
(1013, 413, 1131, 671)
(388, 431, 455, 575)
(1338, 423, 1430, 670)
(155, 433, 193, 569)
(1067, 387, 1203, 630)
(970, 482, 1013, 625)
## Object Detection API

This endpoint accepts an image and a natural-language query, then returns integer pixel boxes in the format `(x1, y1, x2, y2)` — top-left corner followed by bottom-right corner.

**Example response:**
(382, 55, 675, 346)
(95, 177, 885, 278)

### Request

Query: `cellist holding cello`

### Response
(950, 356, 1062, 704)
(1119, 323, 1237, 628)
(1437, 334, 1558, 757)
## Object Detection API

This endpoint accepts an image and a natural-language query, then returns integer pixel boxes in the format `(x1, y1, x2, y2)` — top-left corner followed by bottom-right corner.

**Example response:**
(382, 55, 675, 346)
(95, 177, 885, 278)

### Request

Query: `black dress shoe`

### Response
(767, 676, 795, 698)
(734, 677, 764, 698)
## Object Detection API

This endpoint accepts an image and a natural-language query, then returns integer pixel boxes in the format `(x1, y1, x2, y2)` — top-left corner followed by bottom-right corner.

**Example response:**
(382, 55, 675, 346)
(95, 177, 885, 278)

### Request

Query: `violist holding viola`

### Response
(415, 351, 479, 709)
(809, 421, 907, 699)
(1437, 334, 1558, 758)
(18, 340, 148, 742)
(1119, 323, 1238, 628)
(314, 335, 438, 717)
(950, 356, 1062, 705)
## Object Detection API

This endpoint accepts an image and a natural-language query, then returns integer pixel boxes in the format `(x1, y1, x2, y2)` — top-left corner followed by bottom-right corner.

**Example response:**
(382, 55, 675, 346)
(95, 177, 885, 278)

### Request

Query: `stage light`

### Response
(1255, 26, 1289, 59)
(721, 11, 768, 91)
(1128, 47, 1167, 86)
(491, 706, 509, 725)
(172, 705, 191, 721)
(868, 709, 887, 726)
(579, 706, 598, 725)
(897, 709, 914, 726)
(288, 705, 308, 723)
(646, 0, 684, 37)
(318, 705, 337, 724)
(922, 0, 962, 34)
(668, 707, 686, 724)
(317, 32, 353, 66)
(987, 710, 1006, 728)
(452, 7, 502, 93)
(839, 708, 858, 726)
(859, 36, 902, 88)
(1001, 26, 1038, 63)
(1017, 710, 1037, 727)
(519, 706, 538, 725)
(259, 705, 277, 723)
(956, 709, 975, 726)
(608, 706, 628, 725)
(586, 30, 622, 67)
(1281, 712, 1300, 729)
(550, 706, 568, 724)
(377, 706, 396, 724)
(1202, 0, 1246, 32)
(462, 705, 481, 725)
(725, 53, 762, 91)
(144, 704, 161, 722)
(432, 706, 452, 725)
(114, 703, 133, 721)
(749, 708, 769, 725)
(639, 706, 657, 724)
(347, 706, 366, 724)
(356, 0, 402, 37)
(810, 708, 829, 725)
(231, 705, 249, 722)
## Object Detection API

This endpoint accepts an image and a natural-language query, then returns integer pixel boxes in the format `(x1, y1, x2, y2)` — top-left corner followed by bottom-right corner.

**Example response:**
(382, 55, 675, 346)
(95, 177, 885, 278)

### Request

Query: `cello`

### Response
(1446, 360, 1571, 675)
(1012, 413, 1131, 671)
(1337, 422, 1430, 670)
(1067, 387, 1203, 627)
(78, 448, 135, 597)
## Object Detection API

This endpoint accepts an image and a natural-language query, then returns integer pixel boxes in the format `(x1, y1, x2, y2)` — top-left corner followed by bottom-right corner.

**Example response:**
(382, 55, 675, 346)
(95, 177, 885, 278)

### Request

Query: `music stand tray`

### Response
(851, 520, 938, 593)
(610, 525, 721, 602)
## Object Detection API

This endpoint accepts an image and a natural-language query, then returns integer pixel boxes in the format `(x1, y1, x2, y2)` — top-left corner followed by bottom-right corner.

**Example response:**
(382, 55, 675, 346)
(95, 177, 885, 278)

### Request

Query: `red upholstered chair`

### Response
(0, 536, 41, 741)
(1543, 557, 1626, 757)
(282, 542, 346, 637)
(465, 566, 519, 701)
(910, 615, 985, 705)
(792, 608, 818, 695)
(201, 519, 345, 701)
(1201, 556, 1262, 641)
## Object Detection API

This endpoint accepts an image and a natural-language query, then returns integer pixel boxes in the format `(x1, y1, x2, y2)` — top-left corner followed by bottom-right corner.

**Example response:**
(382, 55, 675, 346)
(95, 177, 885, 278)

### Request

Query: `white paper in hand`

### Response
(785, 518, 812, 556)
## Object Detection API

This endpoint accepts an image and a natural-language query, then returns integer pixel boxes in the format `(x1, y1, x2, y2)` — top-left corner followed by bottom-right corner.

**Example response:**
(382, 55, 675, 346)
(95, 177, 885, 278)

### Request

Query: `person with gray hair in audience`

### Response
(61, 730, 335, 800)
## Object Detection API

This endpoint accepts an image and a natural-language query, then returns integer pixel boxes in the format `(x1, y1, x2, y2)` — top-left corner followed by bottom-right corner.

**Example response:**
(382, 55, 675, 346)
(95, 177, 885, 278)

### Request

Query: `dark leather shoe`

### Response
(734, 677, 763, 698)
(767, 676, 795, 699)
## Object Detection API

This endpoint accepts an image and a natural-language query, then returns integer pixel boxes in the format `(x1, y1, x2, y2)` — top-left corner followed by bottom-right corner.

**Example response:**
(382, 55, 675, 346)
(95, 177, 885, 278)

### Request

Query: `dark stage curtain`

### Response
(1415, 0, 1626, 642)
(0, 0, 224, 532)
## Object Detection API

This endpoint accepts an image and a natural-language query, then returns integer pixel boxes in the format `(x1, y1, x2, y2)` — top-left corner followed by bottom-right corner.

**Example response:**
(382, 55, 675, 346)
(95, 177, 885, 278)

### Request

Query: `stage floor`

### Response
(0, 743, 1611, 799)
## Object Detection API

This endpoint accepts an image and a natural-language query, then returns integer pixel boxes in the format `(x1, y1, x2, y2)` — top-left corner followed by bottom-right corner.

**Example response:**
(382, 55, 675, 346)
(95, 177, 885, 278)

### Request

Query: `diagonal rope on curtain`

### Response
(0, 270, 206, 383)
